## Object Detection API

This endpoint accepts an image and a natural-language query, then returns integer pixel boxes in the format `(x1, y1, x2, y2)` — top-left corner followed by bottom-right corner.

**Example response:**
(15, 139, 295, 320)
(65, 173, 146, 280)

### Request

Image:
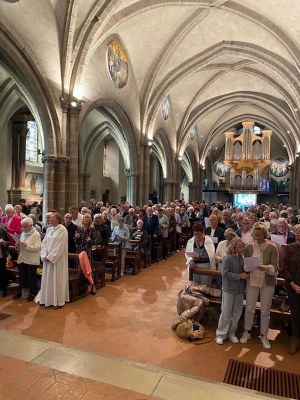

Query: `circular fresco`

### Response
(214, 161, 229, 177)
(271, 158, 289, 177)
(107, 41, 128, 89)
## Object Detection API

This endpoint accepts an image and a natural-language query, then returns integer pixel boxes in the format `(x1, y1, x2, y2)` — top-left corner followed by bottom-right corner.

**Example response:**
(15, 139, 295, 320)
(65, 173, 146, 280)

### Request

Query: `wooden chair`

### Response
(105, 242, 122, 281)
(125, 240, 141, 275)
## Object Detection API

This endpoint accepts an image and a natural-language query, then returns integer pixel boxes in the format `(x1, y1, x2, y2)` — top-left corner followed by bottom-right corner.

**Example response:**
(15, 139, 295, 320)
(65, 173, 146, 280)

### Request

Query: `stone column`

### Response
(188, 183, 195, 202)
(83, 173, 91, 201)
(175, 159, 181, 200)
(56, 157, 69, 215)
(43, 156, 56, 214)
(293, 157, 300, 207)
(67, 103, 81, 207)
(162, 179, 172, 202)
(143, 143, 151, 203)
(11, 117, 28, 188)
(125, 169, 139, 206)
(199, 168, 204, 201)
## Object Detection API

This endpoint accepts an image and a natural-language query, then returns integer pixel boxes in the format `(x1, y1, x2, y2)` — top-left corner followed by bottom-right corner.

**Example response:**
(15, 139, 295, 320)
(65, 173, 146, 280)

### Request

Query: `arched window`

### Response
(26, 120, 38, 162)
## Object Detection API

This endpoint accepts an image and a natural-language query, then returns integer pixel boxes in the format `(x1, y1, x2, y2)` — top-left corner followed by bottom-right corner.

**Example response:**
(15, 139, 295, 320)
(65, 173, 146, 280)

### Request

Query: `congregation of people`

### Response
(0, 198, 300, 354)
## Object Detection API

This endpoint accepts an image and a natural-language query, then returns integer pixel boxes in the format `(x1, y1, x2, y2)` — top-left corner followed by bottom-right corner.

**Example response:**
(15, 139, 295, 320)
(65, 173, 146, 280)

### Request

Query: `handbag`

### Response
(175, 319, 204, 341)
(176, 225, 182, 234)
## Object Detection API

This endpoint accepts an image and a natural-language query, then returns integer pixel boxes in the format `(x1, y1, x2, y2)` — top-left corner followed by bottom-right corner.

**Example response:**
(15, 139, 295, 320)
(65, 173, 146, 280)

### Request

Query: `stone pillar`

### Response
(143, 143, 151, 203)
(188, 183, 196, 202)
(43, 156, 56, 214)
(11, 116, 28, 189)
(56, 157, 69, 214)
(83, 173, 91, 201)
(67, 104, 81, 207)
(125, 169, 139, 206)
(292, 157, 300, 207)
(199, 168, 204, 201)
(175, 160, 181, 200)
(162, 179, 172, 202)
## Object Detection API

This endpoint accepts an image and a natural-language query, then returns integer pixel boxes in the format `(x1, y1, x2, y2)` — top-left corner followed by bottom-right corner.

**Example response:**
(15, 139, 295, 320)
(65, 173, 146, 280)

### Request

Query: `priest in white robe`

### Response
(35, 212, 69, 308)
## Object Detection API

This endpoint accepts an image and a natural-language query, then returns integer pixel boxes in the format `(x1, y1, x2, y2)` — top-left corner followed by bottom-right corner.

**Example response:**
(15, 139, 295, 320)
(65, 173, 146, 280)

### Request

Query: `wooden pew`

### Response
(105, 242, 122, 281)
(189, 266, 290, 322)
(125, 239, 141, 275)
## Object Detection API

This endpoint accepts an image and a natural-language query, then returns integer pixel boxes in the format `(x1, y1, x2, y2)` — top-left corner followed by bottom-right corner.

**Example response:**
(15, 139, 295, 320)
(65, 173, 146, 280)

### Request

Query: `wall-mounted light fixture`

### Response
(147, 139, 153, 147)
(178, 156, 182, 161)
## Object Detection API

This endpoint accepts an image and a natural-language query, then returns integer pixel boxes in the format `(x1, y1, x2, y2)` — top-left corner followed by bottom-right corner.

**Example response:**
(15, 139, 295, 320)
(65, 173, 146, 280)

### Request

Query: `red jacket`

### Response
(2, 214, 22, 244)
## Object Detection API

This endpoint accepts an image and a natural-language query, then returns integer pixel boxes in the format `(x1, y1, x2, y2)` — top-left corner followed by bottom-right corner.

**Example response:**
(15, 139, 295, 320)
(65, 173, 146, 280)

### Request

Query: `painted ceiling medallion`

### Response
(107, 41, 128, 89)
(161, 96, 170, 120)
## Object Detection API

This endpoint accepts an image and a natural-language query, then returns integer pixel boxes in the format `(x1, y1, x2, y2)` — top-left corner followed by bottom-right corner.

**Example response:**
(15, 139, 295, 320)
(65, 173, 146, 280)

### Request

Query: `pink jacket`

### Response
(78, 251, 92, 279)
(2, 214, 22, 245)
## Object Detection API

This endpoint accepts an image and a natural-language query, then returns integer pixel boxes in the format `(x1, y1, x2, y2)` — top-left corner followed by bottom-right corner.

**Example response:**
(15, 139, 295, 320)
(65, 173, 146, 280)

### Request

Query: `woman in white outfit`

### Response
(35, 213, 69, 308)
(185, 223, 215, 286)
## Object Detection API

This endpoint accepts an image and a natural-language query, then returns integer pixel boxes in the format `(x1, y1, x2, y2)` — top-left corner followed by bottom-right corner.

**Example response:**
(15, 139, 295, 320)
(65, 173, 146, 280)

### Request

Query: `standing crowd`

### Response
(0, 198, 300, 354)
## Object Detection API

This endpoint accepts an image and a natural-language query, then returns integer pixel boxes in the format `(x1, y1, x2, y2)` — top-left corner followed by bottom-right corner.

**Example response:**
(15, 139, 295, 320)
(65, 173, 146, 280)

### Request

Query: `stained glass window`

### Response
(26, 120, 38, 162)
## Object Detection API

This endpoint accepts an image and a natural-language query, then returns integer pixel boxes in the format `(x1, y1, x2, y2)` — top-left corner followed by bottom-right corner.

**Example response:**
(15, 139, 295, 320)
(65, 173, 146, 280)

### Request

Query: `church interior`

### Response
(1, 1, 300, 399)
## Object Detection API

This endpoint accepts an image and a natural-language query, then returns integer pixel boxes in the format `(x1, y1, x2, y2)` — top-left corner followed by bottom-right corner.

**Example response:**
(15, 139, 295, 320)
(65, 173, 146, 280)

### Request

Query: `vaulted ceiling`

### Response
(0, 0, 299, 167)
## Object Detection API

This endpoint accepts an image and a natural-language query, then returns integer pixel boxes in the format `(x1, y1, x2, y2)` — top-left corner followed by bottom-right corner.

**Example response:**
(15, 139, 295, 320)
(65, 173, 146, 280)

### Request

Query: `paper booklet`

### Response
(243, 255, 260, 272)
(270, 234, 285, 246)
(186, 251, 200, 258)
(8, 233, 21, 244)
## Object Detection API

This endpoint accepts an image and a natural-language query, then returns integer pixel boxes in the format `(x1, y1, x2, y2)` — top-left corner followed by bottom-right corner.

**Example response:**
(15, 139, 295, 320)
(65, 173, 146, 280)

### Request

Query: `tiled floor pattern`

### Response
(0, 354, 163, 400)
(0, 250, 299, 399)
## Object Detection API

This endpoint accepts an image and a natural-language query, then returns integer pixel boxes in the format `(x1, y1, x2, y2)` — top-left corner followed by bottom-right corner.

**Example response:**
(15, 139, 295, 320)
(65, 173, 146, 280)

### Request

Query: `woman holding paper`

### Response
(185, 223, 215, 286)
(283, 225, 300, 354)
(240, 222, 279, 349)
(14, 217, 41, 301)
(216, 237, 248, 345)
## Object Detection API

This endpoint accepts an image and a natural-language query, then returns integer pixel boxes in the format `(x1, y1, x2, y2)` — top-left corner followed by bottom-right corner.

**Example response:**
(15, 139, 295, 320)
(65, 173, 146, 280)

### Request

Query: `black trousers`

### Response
(18, 263, 38, 297)
(287, 285, 300, 337)
(0, 257, 8, 291)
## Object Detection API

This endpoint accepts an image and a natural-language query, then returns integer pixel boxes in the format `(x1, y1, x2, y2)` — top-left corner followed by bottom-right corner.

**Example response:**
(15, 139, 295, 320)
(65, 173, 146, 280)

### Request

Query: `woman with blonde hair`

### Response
(240, 222, 279, 349)
(215, 228, 237, 269)
(216, 237, 248, 345)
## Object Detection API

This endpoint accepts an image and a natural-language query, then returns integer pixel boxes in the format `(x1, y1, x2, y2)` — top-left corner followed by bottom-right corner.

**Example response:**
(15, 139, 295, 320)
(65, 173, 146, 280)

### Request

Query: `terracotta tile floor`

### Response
(0, 250, 300, 387)
(0, 355, 163, 399)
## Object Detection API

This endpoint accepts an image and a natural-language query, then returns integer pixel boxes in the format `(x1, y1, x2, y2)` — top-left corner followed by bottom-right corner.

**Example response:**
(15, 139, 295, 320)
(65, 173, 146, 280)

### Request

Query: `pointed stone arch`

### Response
(79, 99, 139, 204)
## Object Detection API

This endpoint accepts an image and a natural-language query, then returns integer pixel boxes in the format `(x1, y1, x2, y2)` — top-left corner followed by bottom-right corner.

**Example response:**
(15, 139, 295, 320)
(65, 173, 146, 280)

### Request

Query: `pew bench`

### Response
(189, 266, 290, 322)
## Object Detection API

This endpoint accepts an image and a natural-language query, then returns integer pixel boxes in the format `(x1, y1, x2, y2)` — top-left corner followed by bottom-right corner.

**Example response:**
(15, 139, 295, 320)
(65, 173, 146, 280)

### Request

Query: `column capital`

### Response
(125, 168, 139, 177)
(57, 156, 70, 164)
(42, 155, 57, 164)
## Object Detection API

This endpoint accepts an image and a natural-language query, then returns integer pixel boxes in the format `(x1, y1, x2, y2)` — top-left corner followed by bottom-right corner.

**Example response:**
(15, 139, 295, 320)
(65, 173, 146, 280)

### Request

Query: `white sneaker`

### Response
(260, 336, 271, 349)
(240, 331, 251, 343)
(215, 338, 223, 345)
(229, 336, 239, 344)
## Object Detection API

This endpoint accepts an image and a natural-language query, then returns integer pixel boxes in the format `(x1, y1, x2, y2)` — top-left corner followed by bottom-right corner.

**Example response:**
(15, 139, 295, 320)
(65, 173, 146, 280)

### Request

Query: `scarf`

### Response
(22, 227, 35, 239)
